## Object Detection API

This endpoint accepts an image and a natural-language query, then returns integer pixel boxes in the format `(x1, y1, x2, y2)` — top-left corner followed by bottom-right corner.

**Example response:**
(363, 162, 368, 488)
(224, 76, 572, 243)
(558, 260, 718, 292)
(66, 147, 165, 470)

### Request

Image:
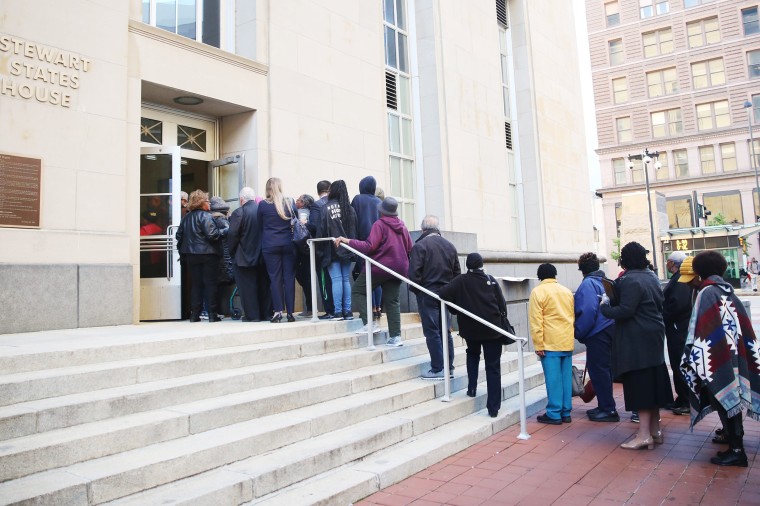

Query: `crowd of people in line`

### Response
(530, 242, 760, 467)
(174, 182, 760, 466)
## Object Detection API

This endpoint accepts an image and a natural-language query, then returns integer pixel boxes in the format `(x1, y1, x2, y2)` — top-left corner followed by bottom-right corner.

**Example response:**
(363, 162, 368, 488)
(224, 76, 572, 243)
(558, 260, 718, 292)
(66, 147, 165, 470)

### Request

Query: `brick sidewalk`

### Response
(357, 382, 760, 506)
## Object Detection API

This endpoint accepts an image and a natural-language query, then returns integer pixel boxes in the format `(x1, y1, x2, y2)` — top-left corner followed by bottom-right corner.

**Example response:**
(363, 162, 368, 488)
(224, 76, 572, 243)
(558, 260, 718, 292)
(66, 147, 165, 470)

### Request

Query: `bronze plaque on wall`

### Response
(0, 153, 41, 228)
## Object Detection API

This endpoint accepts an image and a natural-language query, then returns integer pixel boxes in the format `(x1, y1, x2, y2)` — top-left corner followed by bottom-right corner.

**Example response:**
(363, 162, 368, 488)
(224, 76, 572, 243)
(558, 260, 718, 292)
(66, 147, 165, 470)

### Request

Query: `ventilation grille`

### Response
(385, 71, 397, 110)
(505, 121, 513, 150)
(496, 0, 507, 27)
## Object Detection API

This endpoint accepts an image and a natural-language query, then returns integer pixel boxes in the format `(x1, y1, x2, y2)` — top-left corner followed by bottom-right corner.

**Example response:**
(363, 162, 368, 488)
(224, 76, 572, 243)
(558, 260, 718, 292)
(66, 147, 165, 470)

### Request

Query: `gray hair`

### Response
(239, 187, 256, 204)
(420, 215, 439, 231)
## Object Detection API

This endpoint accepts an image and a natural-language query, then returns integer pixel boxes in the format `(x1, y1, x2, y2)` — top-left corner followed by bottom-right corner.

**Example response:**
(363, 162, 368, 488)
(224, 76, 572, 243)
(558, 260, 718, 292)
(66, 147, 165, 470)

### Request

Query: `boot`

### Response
(710, 414, 747, 467)
(189, 308, 201, 322)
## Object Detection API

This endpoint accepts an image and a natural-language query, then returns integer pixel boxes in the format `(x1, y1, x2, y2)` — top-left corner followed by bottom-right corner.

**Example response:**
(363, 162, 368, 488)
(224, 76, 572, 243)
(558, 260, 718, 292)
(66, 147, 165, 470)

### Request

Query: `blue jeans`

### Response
(416, 293, 454, 372)
(328, 260, 352, 315)
(540, 351, 573, 420)
(585, 326, 616, 412)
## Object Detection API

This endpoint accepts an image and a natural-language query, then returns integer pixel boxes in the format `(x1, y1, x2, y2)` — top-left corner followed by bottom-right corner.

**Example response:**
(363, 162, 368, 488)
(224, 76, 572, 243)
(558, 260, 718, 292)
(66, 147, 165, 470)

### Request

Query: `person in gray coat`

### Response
(227, 187, 264, 322)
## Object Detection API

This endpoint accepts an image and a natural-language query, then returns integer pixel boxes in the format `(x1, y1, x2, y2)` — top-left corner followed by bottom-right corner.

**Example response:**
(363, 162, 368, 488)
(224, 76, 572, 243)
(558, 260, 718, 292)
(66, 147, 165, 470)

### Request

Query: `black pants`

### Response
(235, 264, 260, 321)
(186, 254, 219, 316)
(295, 251, 312, 311)
(318, 266, 334, 314)
(465, 339, 503, 414)
(709, 392, 744, 450)
(666, 331, 690, 405)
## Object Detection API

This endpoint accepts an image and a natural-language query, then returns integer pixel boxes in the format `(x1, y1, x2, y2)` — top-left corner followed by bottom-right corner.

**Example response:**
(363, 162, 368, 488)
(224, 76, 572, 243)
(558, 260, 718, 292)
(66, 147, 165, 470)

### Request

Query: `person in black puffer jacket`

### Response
(439, 253, 514, 418)
(210, 196, 234, 316)
(176, 190, 227, 322)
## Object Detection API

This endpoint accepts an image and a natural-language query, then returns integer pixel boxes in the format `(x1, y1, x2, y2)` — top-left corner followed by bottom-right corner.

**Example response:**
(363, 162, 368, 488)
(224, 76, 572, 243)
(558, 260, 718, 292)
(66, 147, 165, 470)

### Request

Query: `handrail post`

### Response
(441, 299, 451, 402)
(365, 257, 375, 350)
(309, 239, 319, 323)
(516, 339, 530, 440)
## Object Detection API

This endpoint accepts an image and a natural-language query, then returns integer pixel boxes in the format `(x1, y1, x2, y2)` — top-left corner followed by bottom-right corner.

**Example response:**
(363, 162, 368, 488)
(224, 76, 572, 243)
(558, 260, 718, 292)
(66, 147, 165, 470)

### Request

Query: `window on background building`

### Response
(142, 0, 222, 49)
(721, 143, 737, 172)
(687, 17, 720, 47)
(651, 108, 683, 138)
(613, 158, 627, 184)
(615, 203, 622, 236)
(606, 1, 620, 26)
(674, 149, 689, 178)
(609, 39, 624, 65)
(691, 58, 725, 89)
(743, 7, 759, 36)
(684, 0, 715, 7)
(656, 151, 669, 180)
(749, 50, 760, 79)
(704, 192, 743, 224)
(643, 28, 673, 58)
(631, 158, 644, 183)
(752, 139, 760, 172)
(646, 67, 677, 97)
(616, 117, 632, 142)
(640, 0, 669, 18)
(385, 0, 416, 225)
(699, 145, 716, 174)
(612, 77, 628, 103)
(754, 189, 760, 222)
(696, 100, 730, 130)
(498, 24, 519, 240)
(667, 196, 693, 228)
(754, 94, 760, 123)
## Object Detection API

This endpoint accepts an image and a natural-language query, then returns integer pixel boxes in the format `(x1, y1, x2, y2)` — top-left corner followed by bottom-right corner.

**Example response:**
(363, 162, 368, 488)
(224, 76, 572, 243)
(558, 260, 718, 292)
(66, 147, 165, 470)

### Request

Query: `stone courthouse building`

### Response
(0, 0, 594, 333)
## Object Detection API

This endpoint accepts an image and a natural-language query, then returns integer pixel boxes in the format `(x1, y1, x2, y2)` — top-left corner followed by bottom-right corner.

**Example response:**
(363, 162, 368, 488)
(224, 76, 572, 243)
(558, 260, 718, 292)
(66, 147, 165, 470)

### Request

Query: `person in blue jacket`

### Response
(351, 176, 383, 320)
(574, 252, 619, 422)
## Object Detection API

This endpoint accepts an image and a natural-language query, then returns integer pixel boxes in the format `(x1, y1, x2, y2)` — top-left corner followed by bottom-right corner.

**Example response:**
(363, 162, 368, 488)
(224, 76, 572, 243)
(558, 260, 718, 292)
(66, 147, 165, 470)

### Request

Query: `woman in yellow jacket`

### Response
(529, 263, 575, 425)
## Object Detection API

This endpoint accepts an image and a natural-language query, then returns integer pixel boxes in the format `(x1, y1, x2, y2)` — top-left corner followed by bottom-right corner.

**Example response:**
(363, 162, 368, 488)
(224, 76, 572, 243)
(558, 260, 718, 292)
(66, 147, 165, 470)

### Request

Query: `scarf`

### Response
(680, 276, 760, 428)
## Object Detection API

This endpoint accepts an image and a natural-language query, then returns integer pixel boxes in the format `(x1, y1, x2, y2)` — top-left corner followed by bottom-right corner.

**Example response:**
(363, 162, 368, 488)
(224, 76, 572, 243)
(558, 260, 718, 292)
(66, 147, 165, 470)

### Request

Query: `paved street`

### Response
(357, 294, 760, 506)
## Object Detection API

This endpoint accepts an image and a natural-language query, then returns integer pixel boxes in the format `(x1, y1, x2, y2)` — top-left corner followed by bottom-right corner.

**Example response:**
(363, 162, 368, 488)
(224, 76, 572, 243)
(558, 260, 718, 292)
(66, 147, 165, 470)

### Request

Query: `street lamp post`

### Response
(628, 148, 661, 276)
(745, 100, 759, 224)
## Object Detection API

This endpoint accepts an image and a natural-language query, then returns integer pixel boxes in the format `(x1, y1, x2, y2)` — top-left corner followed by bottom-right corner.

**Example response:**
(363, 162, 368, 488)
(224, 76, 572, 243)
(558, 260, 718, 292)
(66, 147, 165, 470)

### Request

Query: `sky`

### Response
(572, 0, 602, 190)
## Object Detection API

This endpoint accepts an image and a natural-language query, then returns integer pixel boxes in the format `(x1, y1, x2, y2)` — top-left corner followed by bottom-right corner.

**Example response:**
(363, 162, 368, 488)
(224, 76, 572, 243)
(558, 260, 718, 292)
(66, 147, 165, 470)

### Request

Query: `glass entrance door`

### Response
(209, 154, 244, 212)
(139, 146, 182, 320)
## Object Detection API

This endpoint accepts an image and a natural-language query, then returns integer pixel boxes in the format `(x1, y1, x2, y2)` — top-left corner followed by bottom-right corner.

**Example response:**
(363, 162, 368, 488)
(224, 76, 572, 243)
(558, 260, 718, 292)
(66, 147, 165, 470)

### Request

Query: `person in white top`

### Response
(748, 257, 759, 292)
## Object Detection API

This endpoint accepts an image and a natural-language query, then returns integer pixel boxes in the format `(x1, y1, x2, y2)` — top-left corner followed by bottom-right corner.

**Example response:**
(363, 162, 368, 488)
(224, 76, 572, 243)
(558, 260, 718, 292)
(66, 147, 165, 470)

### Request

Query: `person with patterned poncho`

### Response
(679, 251, 760, 467)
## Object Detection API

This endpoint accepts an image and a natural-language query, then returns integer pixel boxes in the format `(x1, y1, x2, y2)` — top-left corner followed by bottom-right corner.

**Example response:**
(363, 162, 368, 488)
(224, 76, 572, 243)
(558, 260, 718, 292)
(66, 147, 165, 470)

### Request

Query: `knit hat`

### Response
(466, 252, 483, 270)
(378, 197, 398, 216)
(677, 256, 697, 283)
(210, 196, 230, 213)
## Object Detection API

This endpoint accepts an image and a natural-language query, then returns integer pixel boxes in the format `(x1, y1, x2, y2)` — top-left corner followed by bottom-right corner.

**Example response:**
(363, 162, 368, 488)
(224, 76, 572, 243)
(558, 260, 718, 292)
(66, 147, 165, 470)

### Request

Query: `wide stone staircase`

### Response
(0, 314, 547, 505)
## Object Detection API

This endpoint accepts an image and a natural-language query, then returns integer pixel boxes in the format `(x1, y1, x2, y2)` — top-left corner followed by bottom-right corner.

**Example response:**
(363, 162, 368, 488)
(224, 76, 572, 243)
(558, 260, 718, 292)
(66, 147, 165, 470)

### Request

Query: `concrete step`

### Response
(99, 368, 546, 506)
(0, 361, 542, 504)
(0, 314, 421, 375)
(0, 326, 429, 439)
(0, 321, 422, 408)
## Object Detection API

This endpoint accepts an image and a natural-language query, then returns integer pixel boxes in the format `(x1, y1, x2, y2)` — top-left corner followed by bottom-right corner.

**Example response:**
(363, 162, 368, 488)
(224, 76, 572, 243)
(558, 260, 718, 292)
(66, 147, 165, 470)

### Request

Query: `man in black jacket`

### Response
(409, 215, 461, 379)
(662, 251, 693, 414)
(227, 187, 265, 322)
(309, 180, 336, 319)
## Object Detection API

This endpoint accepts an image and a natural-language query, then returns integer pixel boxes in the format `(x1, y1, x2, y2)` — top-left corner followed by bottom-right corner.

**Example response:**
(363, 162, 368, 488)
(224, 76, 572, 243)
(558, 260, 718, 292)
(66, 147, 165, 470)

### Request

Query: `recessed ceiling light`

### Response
(173, 96, 204, 106)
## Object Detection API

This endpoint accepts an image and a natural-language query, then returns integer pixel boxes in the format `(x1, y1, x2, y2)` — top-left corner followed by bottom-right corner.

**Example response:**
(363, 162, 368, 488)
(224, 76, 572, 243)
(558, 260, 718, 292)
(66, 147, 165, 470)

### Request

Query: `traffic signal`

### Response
(696, 204, 711, 220)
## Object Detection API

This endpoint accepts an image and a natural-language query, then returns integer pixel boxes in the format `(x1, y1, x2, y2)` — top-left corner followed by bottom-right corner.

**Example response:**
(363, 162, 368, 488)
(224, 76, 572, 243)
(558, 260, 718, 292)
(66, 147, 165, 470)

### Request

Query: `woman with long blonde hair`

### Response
(257, 177, 298, 322)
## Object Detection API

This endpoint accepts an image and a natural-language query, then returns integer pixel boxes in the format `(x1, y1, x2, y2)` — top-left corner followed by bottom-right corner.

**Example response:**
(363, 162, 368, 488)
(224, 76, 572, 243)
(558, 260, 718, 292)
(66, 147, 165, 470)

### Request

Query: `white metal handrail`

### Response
(305, 237, 531, 440)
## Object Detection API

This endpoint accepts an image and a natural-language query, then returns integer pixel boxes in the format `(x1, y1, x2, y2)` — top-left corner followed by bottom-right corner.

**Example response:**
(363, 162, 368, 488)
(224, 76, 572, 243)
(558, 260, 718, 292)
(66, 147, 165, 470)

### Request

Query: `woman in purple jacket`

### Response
(335, 197, 413, 346)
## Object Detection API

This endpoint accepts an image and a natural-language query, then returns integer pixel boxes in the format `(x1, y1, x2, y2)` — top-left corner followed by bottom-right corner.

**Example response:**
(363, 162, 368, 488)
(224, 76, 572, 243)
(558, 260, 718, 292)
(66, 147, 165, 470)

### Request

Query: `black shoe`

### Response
(671, 405, 690, 415)
(713, 432, 729, 444)
(710, 449, 748, 467)
(631, 412, 640, 423)
(588, 410, 620, 422)
(489, 409, 498, 418)
(586, 407, 602, 416)
(189, 315, 201, 322)
(208, 314, 222, 322)
(318, 313, 335, 320)
(466, 388, 477, 398)
(270, 313, 282, 323)
(562, 416, 572, 423)
(286, 313, 296, 322)
(537, 413, 562, 425)
(342, 312, 354, 321)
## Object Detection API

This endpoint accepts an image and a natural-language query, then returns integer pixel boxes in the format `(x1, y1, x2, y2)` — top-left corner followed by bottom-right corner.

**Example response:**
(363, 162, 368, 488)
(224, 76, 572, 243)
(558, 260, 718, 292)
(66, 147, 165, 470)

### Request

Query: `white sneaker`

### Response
(355, 322, 381, 334)
(385, 335, 403, 347)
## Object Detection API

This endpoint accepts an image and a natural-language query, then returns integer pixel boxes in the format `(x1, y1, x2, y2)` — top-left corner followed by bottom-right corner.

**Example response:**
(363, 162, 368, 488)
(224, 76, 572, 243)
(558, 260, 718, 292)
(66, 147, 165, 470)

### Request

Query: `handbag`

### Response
(572, 365, 585, 397)
(489, 275, 515, 345)
(291, 217, 310, 247)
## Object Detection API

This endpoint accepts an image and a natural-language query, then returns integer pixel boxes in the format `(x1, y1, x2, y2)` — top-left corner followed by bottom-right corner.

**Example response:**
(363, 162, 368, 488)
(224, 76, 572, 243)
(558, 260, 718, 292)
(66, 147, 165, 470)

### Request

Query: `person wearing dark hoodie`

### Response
(351, 176, 383, 321)
(574, 252, 618, 422)
(439, 253, 513, 418)
(320, 180, 358, 320)
(335, 197, 413, 346)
